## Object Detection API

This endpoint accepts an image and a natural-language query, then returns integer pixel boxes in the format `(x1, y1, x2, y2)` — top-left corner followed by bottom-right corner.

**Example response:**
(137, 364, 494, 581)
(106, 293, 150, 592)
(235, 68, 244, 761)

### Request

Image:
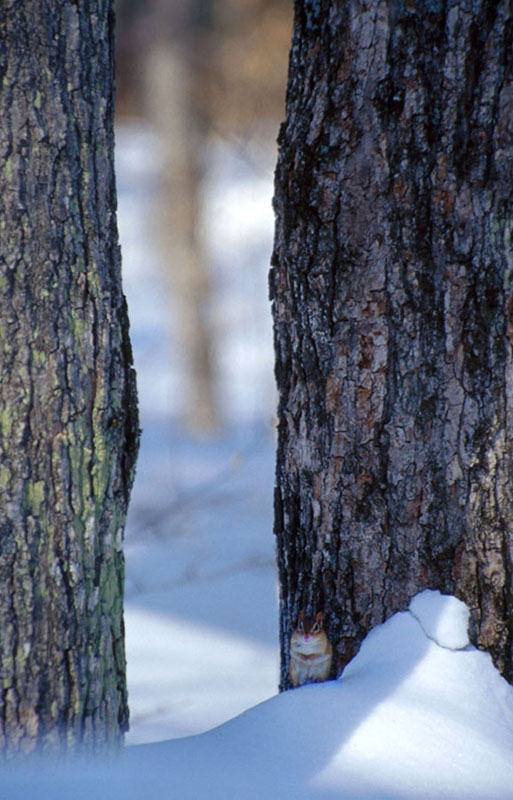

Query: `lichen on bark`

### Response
(0, 1, 139, 754)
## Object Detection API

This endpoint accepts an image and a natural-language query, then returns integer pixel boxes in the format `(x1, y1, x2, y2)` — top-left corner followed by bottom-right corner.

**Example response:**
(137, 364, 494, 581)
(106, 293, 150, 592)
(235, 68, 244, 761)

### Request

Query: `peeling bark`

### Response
(271, 0, 513, 689)
(0, 1, 139, 753)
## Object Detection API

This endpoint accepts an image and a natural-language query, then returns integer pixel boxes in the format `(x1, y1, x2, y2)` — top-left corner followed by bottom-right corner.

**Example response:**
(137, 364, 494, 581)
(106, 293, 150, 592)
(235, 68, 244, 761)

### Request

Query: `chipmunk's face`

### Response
(291, 611, 327, 654)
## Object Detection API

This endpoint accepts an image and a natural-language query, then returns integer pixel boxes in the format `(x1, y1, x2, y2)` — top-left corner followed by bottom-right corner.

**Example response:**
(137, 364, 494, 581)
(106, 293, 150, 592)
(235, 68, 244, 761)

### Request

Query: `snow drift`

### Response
(4, 590, 513, 799)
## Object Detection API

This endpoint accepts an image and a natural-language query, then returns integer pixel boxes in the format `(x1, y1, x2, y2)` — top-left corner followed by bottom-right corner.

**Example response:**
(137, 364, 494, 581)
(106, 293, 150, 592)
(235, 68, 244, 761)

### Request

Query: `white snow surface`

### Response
(125, 596, 513, 800)
(4, 124, 513, 797)
(4, 591, 513, 799)
(116, 121, 280, 743)
(409, 589, 471, 650)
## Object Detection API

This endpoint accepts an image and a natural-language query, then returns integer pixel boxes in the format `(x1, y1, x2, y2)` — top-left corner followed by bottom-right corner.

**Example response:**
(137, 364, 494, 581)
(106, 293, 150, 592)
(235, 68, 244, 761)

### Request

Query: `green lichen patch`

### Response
(23, 481, 46, 517)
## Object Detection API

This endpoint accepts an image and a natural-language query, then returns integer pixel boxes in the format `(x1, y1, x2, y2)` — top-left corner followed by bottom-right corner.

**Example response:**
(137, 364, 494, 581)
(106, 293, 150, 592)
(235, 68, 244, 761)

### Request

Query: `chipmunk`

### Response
(289, 611, 333, 688)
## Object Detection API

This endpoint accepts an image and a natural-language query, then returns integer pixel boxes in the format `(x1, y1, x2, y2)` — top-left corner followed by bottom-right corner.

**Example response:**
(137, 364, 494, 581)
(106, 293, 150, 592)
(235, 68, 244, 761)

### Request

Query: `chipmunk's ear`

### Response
(299, 610, 304, 622)
(316, 611, 323, 625)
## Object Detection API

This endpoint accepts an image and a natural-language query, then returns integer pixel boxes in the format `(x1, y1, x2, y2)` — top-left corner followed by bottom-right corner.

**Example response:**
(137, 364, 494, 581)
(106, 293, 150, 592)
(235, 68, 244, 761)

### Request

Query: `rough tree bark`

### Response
(0, 1, 139, 753)
(271, 0, 513, 690)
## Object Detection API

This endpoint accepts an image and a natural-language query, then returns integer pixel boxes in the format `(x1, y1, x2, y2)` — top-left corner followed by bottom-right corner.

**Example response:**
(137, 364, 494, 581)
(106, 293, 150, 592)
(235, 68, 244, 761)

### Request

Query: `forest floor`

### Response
(4, 122, 513, 799)
(116, 120, 280, 743)
(6, 591, 513, 798)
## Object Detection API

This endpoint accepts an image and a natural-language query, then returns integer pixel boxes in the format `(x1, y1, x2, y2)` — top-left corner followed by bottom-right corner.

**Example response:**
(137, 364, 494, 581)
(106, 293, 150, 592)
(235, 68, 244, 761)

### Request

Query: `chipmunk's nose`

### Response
(304, 634, 310, 641)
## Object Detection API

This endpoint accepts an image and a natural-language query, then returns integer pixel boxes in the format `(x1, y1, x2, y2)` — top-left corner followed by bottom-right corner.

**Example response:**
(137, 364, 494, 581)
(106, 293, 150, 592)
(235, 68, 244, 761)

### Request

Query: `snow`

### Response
(113, 125, 513, 800)
(4, 124, 513, 797)
(123, 427, 279, 741)
(409, 589, 470, 650)
(125, 605, 277, 743)
(116, 121, 280, 743)
(4, 591, 513, 799)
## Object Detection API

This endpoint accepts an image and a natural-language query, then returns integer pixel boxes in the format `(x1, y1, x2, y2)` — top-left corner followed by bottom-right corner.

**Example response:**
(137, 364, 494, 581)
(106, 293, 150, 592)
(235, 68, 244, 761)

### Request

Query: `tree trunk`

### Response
(0, 1, 139, 754)
(144, 0, 219, 434)
(271, 0, 513, 690)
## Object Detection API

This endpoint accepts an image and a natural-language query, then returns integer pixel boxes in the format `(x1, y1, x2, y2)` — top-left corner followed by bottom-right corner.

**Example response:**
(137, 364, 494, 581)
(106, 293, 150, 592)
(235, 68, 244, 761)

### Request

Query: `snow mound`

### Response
(4, 591, 513, 799)
(409, 589, 470, 650)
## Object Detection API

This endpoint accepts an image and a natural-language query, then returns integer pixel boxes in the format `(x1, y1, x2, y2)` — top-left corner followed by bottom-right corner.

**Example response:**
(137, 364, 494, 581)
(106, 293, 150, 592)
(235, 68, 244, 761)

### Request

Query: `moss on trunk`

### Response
(0, 0, 139, 754)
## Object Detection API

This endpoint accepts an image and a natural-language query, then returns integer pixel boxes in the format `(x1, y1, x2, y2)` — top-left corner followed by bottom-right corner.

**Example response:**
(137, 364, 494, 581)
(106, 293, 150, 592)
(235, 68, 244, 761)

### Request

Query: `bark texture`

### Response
(0, 1, 139, 753)
(271, 0, 513, 689)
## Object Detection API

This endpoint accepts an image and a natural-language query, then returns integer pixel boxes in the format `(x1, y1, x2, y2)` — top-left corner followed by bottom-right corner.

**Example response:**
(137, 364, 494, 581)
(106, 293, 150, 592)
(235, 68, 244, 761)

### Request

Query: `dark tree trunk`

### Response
(0, 1, 139, 753)
(271, 0, 513, 690)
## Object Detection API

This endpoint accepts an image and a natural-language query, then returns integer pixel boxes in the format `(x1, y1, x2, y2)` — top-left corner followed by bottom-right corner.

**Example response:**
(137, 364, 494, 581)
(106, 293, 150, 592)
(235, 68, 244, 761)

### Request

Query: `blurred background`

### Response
(114, 0, 292, 743)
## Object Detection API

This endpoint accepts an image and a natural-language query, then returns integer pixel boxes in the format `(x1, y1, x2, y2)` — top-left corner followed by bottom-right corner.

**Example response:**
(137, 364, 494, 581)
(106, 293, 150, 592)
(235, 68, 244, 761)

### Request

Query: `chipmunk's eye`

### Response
(312, 623, 320, 633)
(298, 621, 304, 632)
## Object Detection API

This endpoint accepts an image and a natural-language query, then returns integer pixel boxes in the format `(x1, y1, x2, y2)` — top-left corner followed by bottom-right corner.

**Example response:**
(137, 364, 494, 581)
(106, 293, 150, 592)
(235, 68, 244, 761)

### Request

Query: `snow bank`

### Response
(4, 591, 513, 799)
(409, 589, 470, 650)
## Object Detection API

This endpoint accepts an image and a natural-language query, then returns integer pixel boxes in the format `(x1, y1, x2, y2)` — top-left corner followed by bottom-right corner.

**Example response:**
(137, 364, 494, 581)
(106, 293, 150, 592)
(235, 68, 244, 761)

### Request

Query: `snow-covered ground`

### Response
(115, 122, 513, 797)
(122, 591, 513, 799)
(116, 121, 280, 743)
(3, 123, 513, 798)
(6, 591, 513, 799)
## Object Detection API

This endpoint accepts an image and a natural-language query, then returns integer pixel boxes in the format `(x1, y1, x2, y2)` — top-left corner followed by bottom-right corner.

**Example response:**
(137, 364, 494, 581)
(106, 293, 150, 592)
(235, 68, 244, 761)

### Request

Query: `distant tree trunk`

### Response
(144, 0, 219, 434)
(271, 0, 513, 690)
(0, 0, 139, 754)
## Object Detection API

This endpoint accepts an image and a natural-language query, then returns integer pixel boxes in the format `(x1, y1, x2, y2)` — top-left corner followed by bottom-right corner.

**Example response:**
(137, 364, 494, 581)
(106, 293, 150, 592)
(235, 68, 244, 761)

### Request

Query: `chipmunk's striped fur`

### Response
(289, 611, 332, 688)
